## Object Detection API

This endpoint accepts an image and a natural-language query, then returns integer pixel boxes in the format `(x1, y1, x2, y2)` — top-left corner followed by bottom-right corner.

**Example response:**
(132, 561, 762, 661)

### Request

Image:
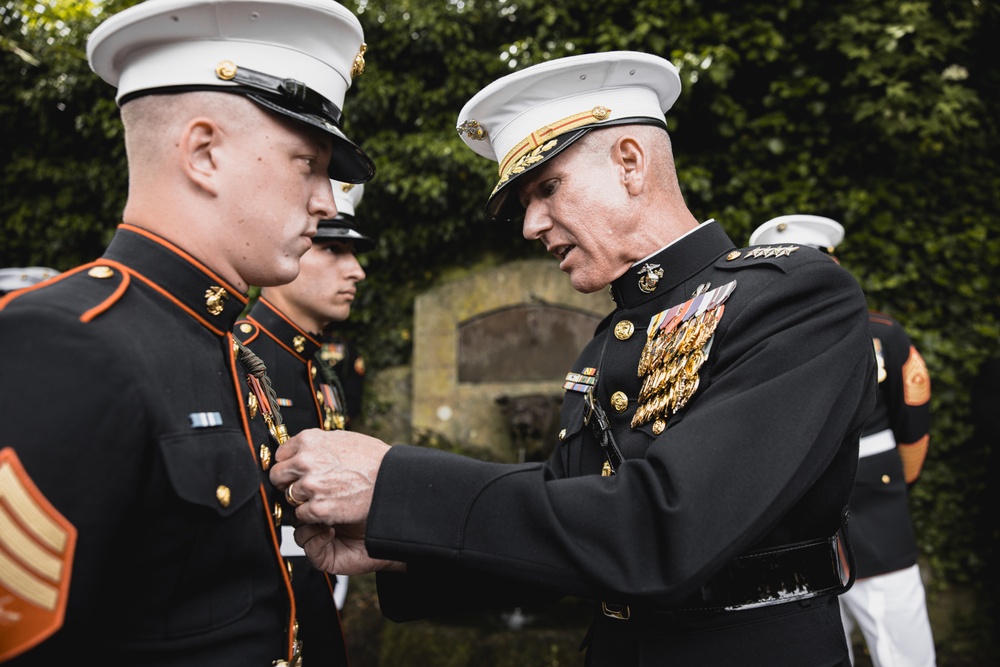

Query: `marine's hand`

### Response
(270, 428, 390, 525)
(294, 523, 406, 576)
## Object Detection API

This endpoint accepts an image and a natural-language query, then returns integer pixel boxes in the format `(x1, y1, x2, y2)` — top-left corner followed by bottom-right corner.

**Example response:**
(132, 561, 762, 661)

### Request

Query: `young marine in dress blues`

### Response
(0, 1, 373, 664)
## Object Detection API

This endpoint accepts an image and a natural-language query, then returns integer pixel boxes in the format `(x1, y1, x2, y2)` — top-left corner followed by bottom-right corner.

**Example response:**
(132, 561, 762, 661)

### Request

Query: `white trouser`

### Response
(281, 525, 350, 610)
(840, 563, 936, 667)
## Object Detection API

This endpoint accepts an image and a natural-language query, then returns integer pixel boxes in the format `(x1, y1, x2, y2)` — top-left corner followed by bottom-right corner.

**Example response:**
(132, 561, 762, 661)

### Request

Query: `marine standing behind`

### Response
(271, 51, 877, 666)
(751, 215, 936, 667)
(236, 181, 375, 663)
(0, 1, 373, 664)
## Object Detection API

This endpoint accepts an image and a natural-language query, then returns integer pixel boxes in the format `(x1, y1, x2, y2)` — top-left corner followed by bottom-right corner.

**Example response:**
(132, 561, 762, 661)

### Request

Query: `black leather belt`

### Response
(603, 510, 855, 618)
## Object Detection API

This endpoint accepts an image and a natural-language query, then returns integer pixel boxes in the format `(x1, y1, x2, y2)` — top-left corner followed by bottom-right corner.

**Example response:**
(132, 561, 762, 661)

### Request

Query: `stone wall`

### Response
(407, 258, 612, 461)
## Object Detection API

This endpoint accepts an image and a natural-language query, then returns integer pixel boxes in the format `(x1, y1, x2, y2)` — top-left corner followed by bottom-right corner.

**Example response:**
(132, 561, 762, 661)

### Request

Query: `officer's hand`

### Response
(294, 523, 405, 575)
(270, 428, 390, 526)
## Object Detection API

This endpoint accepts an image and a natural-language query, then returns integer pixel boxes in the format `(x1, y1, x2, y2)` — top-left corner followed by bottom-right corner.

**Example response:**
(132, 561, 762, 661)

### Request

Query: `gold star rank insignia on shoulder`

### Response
(633, 280, 737, 429)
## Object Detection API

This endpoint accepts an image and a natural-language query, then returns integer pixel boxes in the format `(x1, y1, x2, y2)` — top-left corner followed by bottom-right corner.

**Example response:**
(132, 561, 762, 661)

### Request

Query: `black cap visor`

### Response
(315, 217, 376, 253)
(245, 92, 375, 184)
(486, 127, 590, 222)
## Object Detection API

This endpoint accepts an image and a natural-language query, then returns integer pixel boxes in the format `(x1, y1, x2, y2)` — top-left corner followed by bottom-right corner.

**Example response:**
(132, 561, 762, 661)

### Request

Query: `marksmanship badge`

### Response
(632, 280, 737, 429)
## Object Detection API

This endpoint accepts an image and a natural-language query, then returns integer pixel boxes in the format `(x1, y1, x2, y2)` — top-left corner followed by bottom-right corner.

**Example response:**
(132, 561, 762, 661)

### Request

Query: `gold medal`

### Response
(632, 281, 736, 429)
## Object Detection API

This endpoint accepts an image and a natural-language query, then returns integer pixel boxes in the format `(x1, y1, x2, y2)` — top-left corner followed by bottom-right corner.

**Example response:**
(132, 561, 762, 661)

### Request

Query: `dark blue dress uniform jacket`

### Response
(236, 298, 350, 666)
(366, 222, 878, 666)
(849, 312, 931, 578)
(0, 225, 297, 665)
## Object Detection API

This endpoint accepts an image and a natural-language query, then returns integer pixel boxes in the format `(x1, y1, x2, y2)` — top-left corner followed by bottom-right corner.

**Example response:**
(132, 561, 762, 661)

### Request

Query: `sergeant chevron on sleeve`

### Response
(269, 51, 878, 667)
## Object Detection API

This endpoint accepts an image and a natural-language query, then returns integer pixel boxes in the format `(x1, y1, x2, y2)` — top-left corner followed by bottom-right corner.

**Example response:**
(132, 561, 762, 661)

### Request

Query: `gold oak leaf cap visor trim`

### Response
(456, 51, 681, 221)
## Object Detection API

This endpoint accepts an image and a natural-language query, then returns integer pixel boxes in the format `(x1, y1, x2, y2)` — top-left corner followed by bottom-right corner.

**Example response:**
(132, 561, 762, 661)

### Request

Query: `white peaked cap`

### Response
(332, 180, 364, 219)
(456, 51, 682, 220)
(315, 180, 374, 252)
(87, 0, 374, 182)
(750, 215, 845, 250)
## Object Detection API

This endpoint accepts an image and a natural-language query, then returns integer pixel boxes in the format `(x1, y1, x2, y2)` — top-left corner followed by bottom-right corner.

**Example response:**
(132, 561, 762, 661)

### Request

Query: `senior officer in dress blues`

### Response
(235, 180, 374, 664)
(752, 216, 937, 667)
(0, 1, 373, 664)
(269, 52, 878, 666)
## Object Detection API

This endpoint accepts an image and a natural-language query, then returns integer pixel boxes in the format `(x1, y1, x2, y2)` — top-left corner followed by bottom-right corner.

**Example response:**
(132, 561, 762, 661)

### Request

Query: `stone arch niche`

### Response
(411, 259, 611, 460)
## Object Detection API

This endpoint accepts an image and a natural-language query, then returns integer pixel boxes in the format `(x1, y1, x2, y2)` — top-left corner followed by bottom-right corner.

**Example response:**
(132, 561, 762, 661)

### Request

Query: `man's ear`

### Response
(180, 118, 221, 196)
(615, 135, 646, 196)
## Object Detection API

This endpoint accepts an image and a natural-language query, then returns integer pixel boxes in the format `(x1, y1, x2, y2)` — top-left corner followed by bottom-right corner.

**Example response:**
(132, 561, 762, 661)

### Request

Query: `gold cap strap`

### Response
(497, 106, 612, 181)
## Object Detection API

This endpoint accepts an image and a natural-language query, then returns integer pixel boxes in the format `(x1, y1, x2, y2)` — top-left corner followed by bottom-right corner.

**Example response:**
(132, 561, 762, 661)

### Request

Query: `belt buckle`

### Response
(601, 601, 631, 620)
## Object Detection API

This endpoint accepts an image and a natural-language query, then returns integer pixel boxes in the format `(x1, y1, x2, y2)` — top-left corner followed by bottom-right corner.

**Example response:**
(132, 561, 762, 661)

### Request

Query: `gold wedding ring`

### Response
(285, 481, 305, 507)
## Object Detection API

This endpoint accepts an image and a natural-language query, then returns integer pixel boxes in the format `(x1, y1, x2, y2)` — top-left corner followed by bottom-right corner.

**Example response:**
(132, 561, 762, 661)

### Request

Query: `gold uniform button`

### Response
(216, 60, 237, 80)
(881, 474, 891, 484)
(652, 419, 666, 435)
(614, 320, 635, 340)
(558, 428, 567, 441)
(310, 366, 318, 379)
(273, 502, 283, 524)
(610, 391, 628, 413)
(316, 390, 324, 405)
(726, 250, 742, 261)
(239, 323, 253, 334)
(216, 485, 231, 508)
(88, 266, 114, 279)
(259, 444, 272, 470)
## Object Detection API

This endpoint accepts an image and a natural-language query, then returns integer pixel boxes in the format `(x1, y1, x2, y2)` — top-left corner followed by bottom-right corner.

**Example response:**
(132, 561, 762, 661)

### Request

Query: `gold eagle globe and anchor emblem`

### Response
(351, 43, 367, 79)
(204, 286, 229, 316)
(637, 263, 664, 293)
